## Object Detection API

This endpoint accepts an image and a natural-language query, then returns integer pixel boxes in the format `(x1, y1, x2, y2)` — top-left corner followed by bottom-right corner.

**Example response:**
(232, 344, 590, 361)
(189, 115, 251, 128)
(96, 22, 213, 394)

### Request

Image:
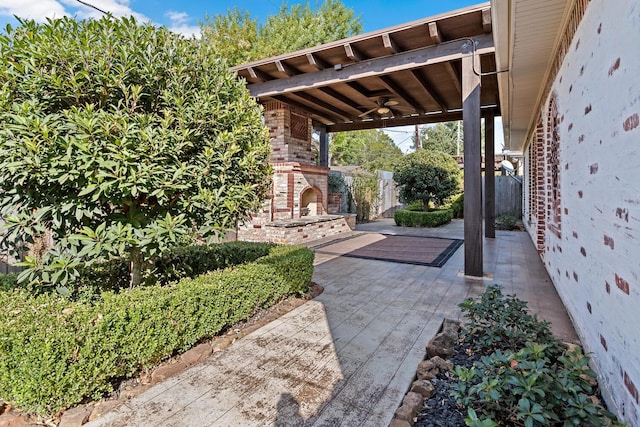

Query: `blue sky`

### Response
(0, 1, 483, 37)
(0, 0, 502, 151)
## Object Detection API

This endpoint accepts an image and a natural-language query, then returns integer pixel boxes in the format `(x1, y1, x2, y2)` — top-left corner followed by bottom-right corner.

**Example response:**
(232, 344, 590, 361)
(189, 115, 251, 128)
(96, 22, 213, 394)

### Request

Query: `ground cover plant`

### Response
(447, 286, 622, 427)
(0, 243, 314, 415)
(0, 16, 272, 290)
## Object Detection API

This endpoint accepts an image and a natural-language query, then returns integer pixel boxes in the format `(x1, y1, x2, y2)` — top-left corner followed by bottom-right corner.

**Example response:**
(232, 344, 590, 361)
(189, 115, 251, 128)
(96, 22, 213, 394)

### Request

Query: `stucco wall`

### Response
(523, 0, 640, 423)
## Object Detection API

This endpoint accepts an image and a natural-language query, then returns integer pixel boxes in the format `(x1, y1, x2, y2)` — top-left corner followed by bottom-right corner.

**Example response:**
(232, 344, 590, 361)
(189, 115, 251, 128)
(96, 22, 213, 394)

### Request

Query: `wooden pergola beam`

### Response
(382, 33, 400, 54)
(306, 53, 330, 70)
(462, 40, 483, 277)
(326, 107, 498, 132)
(485, 110, 496, 239)
(344, 43, 365, 62)
(293, 92, 353, 121)
(270, 95, 341, 124)
(247, 34, 494, 98)
(408, 69, 449, 113)
(247, 66, 272, 82)
(317, 86, 366, 114)
(275, 60, 298, 77)
(482, 7, 492, 33)
(378, 75, 425, 114)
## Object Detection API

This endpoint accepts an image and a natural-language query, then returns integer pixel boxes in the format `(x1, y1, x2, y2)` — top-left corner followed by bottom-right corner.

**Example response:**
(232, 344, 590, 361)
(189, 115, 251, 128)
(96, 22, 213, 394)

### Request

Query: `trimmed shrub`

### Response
(394, 208, 453, 227)
(72, 241, 276, 296)
(0, 245, 313, 414)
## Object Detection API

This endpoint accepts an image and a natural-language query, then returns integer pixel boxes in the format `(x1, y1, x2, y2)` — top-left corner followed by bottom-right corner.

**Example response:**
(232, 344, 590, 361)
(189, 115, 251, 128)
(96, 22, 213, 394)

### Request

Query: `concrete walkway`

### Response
(88, 219, 577, 427)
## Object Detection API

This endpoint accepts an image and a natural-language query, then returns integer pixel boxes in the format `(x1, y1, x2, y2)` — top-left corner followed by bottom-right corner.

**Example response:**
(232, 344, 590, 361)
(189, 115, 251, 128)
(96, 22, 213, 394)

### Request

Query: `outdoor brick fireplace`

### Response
(237, 101, 353, 243)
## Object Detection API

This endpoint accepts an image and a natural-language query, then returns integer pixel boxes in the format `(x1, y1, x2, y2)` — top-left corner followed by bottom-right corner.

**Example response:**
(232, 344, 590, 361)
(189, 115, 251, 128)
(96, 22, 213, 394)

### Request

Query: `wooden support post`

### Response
(485, 112, 496, 238)
(319, 126, 329, 167)
(462, 40, 483, 277)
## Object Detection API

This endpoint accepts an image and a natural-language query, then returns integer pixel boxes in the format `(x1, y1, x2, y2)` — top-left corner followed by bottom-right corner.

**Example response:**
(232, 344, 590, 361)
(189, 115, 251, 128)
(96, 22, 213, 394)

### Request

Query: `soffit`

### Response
(492, 0, 571, 151)
(232, 3, 500, 133)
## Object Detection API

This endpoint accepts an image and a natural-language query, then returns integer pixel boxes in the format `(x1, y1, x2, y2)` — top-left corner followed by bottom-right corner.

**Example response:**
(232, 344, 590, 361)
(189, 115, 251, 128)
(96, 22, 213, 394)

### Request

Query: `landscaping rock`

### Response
(442, 318, 462, 335)
(430, 356, 454, 371)
(394, 392, 423, 422)
(89, 400, 122, 421)
(410, 380, 435, 399)
(58, 406, 92, 427)
(180, 343, 212, 366)
(119, 384, 152, 400)
(389, 419, 412, 427)
(426, 331, 457, 358)
(416, 360, 438, 380)
(211, 336, 234, 352)
(0, 413, 34, 427)
(151, 362, 187, 383)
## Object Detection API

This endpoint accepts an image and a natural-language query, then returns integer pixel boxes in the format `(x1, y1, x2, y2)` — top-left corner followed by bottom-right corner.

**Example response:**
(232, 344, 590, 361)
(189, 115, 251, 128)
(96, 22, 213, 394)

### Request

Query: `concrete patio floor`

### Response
(87, 219, 577, 427)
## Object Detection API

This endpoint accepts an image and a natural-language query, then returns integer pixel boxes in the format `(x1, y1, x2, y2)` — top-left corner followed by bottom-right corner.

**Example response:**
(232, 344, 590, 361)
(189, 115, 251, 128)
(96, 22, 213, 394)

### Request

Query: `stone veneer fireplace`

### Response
(237, 101, 353, 244)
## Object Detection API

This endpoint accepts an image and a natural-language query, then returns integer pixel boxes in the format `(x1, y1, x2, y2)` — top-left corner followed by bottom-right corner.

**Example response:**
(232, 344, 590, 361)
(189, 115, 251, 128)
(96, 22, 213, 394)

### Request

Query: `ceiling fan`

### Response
(358, 97, 413, 118)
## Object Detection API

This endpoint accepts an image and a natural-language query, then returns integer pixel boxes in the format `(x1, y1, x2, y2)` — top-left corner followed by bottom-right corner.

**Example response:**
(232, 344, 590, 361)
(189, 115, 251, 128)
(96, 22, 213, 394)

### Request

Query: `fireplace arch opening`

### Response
(300, 186, 322, 217)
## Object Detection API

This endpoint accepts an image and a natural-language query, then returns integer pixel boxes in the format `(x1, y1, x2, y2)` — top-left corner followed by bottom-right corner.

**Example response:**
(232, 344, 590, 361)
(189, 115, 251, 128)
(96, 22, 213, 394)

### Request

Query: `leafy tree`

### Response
(201, 0, 362, 66)
(0, 17, 272, 289)
(330, 129, 403, 172)
(415, 121, 462, 155)
(393, 150, 461, 211)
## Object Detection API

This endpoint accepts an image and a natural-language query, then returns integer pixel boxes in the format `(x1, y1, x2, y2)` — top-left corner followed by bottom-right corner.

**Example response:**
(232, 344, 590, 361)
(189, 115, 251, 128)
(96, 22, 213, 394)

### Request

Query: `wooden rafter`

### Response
(270, 95, 340, 124)
(317, 87, 365, 114)
(408, 70, 449, 113)
(275, 60, 298, 77)
(306, 53, 330, 70)
(247, 66, 271, 82)
(378, 75, 425, 114)
(344, 43, 365, 62)
(246, 34, 494, 98)
(292, 92, 353, 121)
(382, 33, 400, 53)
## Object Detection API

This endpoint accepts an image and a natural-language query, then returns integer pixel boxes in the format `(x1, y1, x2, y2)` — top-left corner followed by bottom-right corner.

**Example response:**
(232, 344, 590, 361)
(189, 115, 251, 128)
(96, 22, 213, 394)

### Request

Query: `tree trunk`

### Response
(422, 199, 430, 212)
(129, 246, 143, 289)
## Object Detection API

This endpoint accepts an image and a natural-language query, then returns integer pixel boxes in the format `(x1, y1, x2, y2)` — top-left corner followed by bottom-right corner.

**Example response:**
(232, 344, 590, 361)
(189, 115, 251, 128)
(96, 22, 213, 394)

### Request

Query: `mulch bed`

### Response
(415, 343, 480, 427)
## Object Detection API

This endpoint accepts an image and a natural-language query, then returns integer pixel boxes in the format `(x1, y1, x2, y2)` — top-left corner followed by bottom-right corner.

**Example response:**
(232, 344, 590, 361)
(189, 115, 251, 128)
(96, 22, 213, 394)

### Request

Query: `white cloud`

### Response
(0, 0, 149, 24)
(164, 10, 200, 38)
(60, 0, 148, 22)
(0, 0, 67, 22)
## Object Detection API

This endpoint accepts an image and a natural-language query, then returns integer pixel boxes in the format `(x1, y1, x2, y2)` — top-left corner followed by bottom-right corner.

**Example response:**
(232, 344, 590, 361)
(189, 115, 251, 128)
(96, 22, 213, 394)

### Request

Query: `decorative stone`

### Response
(0, 413, 34, 427)
(180, 343, 212, 366)
(410, 379, 435, 399)
(89, 400, 122, 421)
(416, 360, 438, 380)
(58, 406, 92, 427)
(212, 336, 234, 352)
(119, 384, 152, 400)
(426, 331, 457, 358)
(150, 362, 187, 384)
(430, 356, 454, 371)
(389, 419, 412, 427)
(394, 392, 423, 422)
(442, 318, 462, 335)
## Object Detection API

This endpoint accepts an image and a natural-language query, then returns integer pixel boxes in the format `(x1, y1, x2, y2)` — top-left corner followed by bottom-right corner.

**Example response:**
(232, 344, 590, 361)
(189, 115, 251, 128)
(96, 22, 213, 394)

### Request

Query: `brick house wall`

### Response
(522, 0, 640, 423)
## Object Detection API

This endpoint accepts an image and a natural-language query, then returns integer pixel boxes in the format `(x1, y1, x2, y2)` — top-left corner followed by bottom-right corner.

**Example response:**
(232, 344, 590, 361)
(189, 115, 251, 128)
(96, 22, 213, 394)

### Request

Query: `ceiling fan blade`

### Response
(358, 107, 378, 118)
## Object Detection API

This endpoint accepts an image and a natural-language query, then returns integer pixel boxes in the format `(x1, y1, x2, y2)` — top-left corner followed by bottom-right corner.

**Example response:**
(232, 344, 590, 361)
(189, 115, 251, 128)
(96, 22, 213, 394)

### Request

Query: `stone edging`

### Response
(389, 318, 461, 427)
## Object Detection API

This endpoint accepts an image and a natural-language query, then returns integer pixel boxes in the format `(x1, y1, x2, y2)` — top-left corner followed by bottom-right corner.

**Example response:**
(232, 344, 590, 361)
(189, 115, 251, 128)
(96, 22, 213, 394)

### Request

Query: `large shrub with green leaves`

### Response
(453, 286, 622, 427)
(393, 150, 461, 211)
(0, 244, 314, 414)
(0, 17, 272, 289)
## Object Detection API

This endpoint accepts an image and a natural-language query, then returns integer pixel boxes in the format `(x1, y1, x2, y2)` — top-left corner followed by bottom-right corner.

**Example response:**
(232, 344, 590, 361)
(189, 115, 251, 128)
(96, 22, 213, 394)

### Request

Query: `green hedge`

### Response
(74, 241, 276, 293)
(0, 245, 313, 414)
(394, 208, 453, 227)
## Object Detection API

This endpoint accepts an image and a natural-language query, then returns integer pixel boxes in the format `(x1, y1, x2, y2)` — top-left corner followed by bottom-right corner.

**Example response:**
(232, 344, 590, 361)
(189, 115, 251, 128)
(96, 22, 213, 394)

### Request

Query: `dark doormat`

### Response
(315, 233, 463, 267)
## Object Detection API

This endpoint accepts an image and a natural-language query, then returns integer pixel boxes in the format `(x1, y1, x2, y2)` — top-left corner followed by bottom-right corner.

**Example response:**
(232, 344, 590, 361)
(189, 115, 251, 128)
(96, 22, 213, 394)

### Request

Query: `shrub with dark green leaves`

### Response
(394, 208, 452, 227)
(0, 16, 272, 289)
(0, 245, 313, 414)
(453, 286, 622, 427)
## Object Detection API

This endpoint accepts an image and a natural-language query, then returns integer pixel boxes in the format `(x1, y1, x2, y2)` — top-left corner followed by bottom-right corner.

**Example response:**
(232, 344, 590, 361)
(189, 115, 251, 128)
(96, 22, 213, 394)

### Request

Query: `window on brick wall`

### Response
(546, 93, 562, 237)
